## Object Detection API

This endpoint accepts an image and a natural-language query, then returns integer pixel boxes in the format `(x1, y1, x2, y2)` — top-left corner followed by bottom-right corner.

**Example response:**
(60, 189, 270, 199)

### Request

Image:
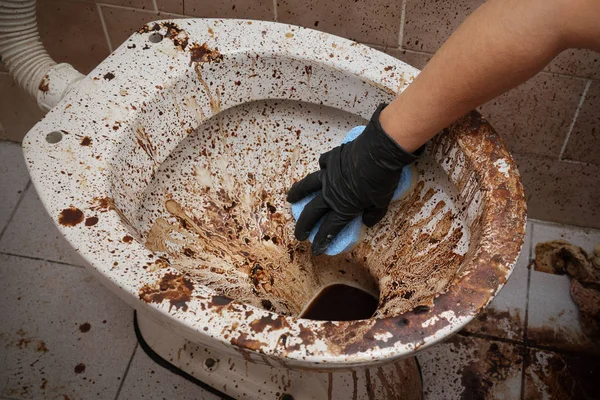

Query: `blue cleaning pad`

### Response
(291, 126, 416, 256)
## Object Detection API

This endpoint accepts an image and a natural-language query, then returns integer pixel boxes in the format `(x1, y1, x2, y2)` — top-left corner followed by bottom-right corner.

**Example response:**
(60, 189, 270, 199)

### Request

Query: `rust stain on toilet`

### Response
(189, 43, 223, 65)
(80, 136, 92, 146)
(139, 272, 194, 312)
(39, 74, 50, 93)
(58, 207, 84, 227)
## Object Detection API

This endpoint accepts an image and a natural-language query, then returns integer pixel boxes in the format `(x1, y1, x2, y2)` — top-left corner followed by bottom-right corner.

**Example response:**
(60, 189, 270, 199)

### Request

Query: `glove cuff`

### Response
(367, 103, 425, 170)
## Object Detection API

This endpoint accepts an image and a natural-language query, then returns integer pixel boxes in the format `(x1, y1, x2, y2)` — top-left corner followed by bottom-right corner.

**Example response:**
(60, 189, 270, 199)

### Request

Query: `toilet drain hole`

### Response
(280, 394, 294, 400)
(148, 32, 163, 43)
(45, 131, 63, 144)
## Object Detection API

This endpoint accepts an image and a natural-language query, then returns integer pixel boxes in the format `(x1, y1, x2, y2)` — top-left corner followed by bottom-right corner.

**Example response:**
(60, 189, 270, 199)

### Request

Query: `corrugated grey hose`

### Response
(0, 0, 84, 111)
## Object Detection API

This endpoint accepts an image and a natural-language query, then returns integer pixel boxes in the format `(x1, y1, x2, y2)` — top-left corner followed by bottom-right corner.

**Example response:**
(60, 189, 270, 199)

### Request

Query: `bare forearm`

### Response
(380, 0, 600, 152)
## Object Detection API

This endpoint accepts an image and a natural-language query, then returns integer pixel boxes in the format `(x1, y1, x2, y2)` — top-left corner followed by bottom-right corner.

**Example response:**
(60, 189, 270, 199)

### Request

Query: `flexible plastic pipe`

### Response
(0, 0, 84, 111)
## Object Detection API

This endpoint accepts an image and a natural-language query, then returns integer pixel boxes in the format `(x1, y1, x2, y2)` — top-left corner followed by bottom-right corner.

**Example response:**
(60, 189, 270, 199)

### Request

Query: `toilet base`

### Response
(134, 312, 423, 400)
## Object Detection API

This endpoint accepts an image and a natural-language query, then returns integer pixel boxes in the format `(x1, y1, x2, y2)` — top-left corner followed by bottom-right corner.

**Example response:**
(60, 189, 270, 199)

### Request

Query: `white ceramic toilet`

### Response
(22, 19, 527, 399)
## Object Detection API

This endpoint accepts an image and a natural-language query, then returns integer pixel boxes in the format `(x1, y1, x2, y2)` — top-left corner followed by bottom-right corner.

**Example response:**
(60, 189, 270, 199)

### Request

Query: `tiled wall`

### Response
(1, 0, 599, 227)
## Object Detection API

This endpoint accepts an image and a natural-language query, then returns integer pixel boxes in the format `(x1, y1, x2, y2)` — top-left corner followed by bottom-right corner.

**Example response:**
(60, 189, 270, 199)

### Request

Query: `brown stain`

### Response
(58, 207, 84, 227)
(134, 125, 156, 161)
(74, 363, 85, 374)
(527, 324, 599, 354)
(162, 21, 189, 50)
(212, 295, 233, 305)
(122, 235, 133, 243)
(138, 273, 194, 312)
(137, 22, 161, 34)
(448, 335, 522, 400)
(91, 196, 114, 212)
(249, 315, 291, 333)
(231, 332, 268, 352)
(84, 217, 98, 227)
(137, 105, 525, 359)
(525, 349, 600, 399)
(352, 370, 358, 400)
(285, 32, 294, 38)
(467, 307, 522, 339)
(327, 372, 333, 400)
(189, 42, 223, 65)
(40, 378, 47, 390)
(80, 136, 92, 146)
(37, 341, 48, 352)
(365, 369, 375, 400)
(103, 72, 115, 81)
(39, 74, 50, 93)
(79, 322, 91, 333)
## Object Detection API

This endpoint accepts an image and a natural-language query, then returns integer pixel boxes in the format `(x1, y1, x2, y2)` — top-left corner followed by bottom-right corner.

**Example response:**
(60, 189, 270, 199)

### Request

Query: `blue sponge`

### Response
(291, 126, 416, 256)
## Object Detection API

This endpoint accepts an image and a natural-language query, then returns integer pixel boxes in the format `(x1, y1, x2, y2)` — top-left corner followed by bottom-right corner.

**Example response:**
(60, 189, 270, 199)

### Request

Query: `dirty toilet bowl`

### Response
(22, 19, 527, 399)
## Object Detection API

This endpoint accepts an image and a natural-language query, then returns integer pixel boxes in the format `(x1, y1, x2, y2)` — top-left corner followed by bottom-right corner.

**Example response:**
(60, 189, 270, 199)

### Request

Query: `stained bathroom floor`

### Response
(1, 140, 599, 400)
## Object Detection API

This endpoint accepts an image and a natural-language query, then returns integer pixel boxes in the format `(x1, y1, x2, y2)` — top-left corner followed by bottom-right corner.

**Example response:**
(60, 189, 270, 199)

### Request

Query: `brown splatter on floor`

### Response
(80, 136, 92, 146)
(103, 72, 115, 81)
(138, 273, 194, 311)
(74, 363, 85, 374)
(527, 324, 600, 355)
(463, 307, 523, 341)
(79, 322, 91, 333)
(58, 207, 84, 227)
(524, 347, 600, 399)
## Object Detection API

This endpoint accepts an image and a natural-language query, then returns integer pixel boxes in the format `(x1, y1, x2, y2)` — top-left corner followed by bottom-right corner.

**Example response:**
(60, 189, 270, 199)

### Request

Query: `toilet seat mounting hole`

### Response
(148, 32, 163, 43)
(45, 131, 63, 144)
(203, 357, 218, 372)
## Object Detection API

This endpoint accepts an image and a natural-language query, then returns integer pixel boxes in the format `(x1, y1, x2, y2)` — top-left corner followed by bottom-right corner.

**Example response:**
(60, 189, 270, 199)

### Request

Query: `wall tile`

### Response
(158, 0, 183, 14)
(99, 0, 154, 11)
(0, 75, 45, 143)
(403, 0, 483, 53)
(512, 152, 600, 229)
(101, 6, 160, 50)
(547, 48, 600, 80)
(37, 0, 110, 74)
(185, 0, 273, 20)
(563, 81, 600, 165)
(384, 48, 432, 70)
(278, 0, 401, 47)
(479, 72, 586, 158)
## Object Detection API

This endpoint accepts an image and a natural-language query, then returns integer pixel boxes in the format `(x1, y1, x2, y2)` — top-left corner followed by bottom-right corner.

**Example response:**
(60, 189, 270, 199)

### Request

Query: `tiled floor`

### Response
(1, 140, 599, 400)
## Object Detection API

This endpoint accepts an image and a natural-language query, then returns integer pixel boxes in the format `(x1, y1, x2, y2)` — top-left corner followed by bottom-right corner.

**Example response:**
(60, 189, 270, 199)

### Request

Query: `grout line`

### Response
(397, 0, 407, 48)
(543, 68, 600, 83)
(529, 218, 600, 234)
(559, 158, 596, 166)
(520, 347, 529, 400)
(0, 251, 86, 268)
(558, 79, 591, 160)
(96, 2, 157, 13)
(113, 343, 139, 400)
(459, 329, 600, 360)
(272, 0, 278, 21)
(97, 2, 183, 17)
(520, 222, 534, 399)
(458, 330, 523, 347)
(97, 4, 114, 53)
(0, 180, 31, 242)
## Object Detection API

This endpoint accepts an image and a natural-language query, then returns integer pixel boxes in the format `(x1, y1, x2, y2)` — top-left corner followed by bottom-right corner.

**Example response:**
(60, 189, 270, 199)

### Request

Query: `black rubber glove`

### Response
(287, 104, 424, 255)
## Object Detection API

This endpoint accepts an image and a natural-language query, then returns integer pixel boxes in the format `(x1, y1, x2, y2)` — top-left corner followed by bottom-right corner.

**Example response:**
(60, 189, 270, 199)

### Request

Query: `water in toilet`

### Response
(137, 98, 470, 320)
